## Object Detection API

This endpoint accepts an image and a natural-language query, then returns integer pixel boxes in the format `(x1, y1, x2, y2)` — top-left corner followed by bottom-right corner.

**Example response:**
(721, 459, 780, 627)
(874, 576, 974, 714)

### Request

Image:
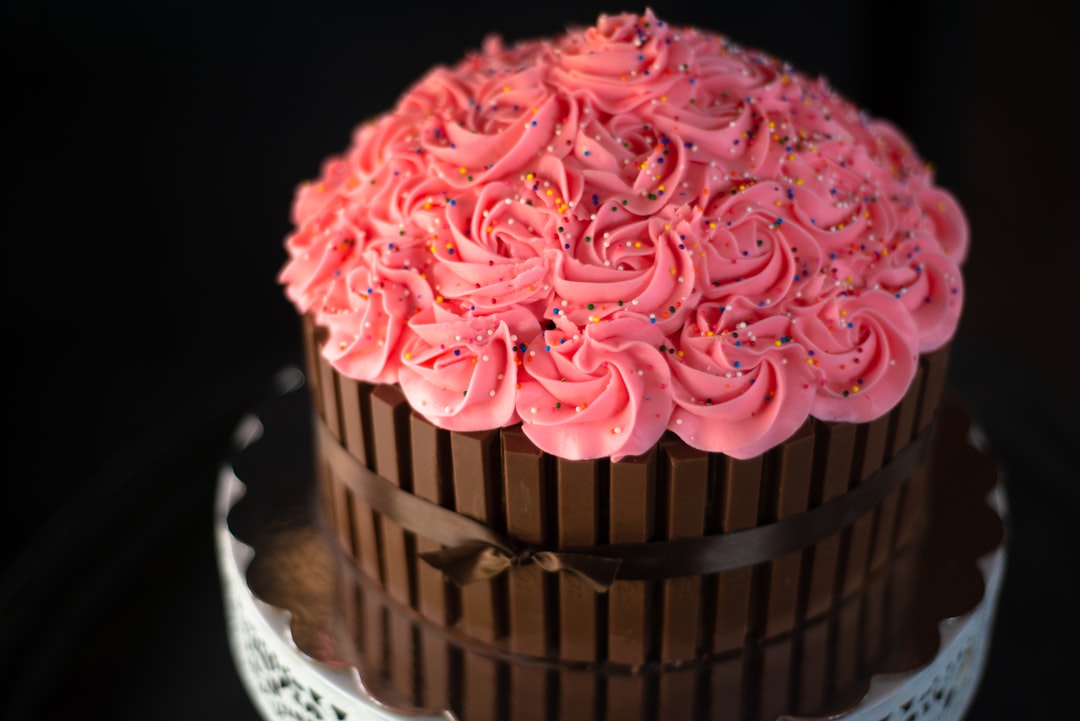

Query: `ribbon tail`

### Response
(533, 551, 622, 593)
(419, 543, 513, 586)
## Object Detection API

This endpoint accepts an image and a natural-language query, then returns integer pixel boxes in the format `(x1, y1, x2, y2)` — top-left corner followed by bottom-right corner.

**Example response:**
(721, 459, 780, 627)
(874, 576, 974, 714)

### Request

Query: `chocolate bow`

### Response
(419, 543, 622, 592)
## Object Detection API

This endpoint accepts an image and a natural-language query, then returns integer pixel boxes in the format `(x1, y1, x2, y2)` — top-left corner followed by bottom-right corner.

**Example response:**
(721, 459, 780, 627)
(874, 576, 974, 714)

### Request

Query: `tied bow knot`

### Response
(419, 542, 622, 593)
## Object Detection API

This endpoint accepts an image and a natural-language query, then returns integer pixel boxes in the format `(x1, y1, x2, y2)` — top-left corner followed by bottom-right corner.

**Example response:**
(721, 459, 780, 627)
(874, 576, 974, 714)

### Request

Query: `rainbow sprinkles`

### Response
(280, 9, 967, 461)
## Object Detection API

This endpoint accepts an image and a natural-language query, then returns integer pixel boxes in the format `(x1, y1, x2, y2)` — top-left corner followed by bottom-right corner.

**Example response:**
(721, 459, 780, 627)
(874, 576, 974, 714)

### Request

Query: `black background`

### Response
(2, 1, 1078, 719)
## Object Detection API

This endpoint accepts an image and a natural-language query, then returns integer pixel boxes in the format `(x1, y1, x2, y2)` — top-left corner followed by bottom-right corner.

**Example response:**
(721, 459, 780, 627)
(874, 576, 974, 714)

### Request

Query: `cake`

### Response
(278, 10, 968, 721)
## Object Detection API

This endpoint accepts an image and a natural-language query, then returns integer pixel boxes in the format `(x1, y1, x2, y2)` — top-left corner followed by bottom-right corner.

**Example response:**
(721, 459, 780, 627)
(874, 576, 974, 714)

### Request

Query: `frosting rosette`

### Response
(429, 180, 556, 313)
(574, 108, 687, 216)
(281, 10, 969, 460)
(699, 183, 823, 309)
(859, 237, 964, 352)
(551, 9, 693, 114)
(783, 149, 900, 256)
(516, 315, 672, 461)
(280, 199, 366, 314)
(415, 60, 579, 191)
(667, 300, 817, 459)
(550, 204, 699, 334)
(398, 305, 538, 431)
(789, 290, 919, 422)
(318, 250, 435, 385)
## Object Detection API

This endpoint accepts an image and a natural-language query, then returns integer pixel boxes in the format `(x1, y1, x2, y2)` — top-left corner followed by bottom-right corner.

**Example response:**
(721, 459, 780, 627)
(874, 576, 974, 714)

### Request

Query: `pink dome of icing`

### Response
(280, 9, 967, 461)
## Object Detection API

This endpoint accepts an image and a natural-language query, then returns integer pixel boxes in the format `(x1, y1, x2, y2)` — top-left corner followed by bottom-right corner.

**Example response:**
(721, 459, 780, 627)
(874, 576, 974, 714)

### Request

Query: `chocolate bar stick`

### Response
(712, 455, 762, 653)
(502, 426, 550, 721)
(759, 421, 815, 721)
(657, 440, 707, 719)
(410, 413, 453, 711)
(833, 414, 889, 696)
(605, 449, 656, 721)
(556, 458, 600, 721)
(452, 428, 503, 721)
(797, 420, 855, 713)
(370, 385, 417, 705)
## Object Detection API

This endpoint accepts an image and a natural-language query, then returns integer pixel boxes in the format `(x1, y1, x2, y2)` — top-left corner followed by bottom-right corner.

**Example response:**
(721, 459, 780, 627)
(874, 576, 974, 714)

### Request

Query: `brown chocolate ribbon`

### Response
(317, 415, 936, 592)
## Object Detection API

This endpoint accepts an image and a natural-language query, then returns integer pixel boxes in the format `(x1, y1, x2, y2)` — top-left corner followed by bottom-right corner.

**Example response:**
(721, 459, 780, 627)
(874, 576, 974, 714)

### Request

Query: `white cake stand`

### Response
(216, 370, 1006, 721)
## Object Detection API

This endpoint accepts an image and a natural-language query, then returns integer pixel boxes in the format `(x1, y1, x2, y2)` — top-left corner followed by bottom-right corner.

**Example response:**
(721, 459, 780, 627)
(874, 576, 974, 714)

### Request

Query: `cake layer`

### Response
(302, 314, 951, 719)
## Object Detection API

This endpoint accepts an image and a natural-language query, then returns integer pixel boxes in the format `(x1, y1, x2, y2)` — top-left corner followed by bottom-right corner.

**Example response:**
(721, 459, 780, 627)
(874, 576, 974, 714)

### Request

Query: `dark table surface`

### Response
(2, 1, 1078, 719)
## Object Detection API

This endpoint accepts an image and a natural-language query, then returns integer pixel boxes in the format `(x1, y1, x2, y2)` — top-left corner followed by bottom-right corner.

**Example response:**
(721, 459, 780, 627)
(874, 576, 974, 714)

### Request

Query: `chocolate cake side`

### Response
(301, 313, 951, 721)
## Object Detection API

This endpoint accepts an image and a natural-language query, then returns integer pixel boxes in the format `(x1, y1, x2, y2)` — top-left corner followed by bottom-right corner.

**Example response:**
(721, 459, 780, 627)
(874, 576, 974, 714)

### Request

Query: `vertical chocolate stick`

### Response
(410, 413, 452, 712)
(917, 345, 951, 432)
(301, 314, 324, 416)
(712, 455, 763, 653)
(331, 371, 386, 695)
(841, 416, 890, 599)
(332, 369, 380, 584)
(860, 374, 924, 669)
(371, 385, 414, 604)
(804, 422, 857, 620)
(557, 458, 600, 721)
(832, 599, 862, 702)
(452, 428, 502, 641)
(764, 420, 815, 638)
(503, 427, 549, 655)
(338, 376, 371, 561)
(798, 421, 855, 713)
(605, 450, 656, 721)
(869, 368, 922, 575)
(657, 440, 707, 720)
(341, 377, 386, 688)
(708, 656, 743, 721)
(370, 385, 418, 705)
(710, 455, 762, 721)
(338, 376, 371, 467)
(316, 358, 353, 556)
(896, 347, 951, 551)
(409, 413, 451, 622)
(759, 422, 815, 721)
(758, 637, 796, 721)
(833, 414, 889, 696)
(502, 427, 550, 721)
(556, 458, 601, 660)
(316, 359, 340, 438)
(452, 429, 503, 721)
(860, 571, 887, 669)
(796, 618, 830, 714)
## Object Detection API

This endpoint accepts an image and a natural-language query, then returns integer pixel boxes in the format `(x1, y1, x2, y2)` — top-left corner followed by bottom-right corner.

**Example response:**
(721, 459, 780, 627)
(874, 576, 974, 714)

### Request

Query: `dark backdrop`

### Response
(2, 1, 1077, 719)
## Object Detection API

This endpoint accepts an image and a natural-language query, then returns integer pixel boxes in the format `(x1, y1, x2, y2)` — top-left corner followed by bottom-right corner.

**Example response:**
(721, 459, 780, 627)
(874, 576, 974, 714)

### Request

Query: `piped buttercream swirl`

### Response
(280, 9, 968, 460)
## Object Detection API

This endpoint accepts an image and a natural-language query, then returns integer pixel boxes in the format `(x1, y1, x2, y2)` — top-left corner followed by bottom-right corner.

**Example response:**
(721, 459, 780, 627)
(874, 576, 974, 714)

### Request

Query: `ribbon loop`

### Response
(418, 543, 512, 586)
(420, 544, 622, 592)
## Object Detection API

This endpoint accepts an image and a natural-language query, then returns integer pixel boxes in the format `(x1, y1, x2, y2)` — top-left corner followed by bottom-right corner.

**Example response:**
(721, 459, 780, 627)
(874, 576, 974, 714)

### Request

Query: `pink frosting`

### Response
(516, 315, 672, 461)
(668, 300, 817, 458)
(280, 9, 968, 460)
(398, 305, 538, 431)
